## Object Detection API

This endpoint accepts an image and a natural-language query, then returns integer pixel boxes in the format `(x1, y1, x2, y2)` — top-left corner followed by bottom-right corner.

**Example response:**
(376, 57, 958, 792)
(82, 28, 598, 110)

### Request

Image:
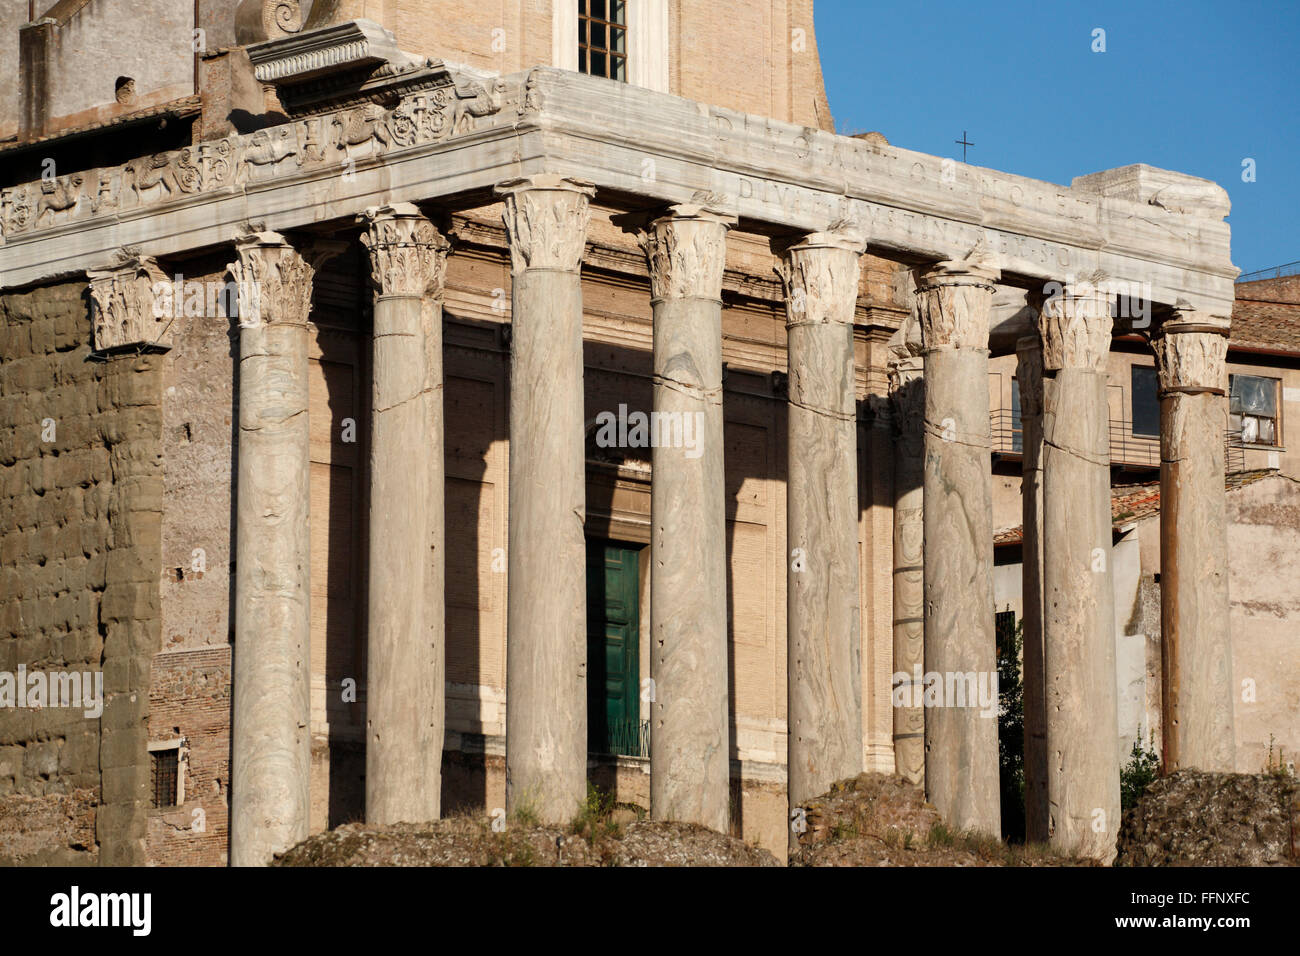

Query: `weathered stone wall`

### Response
(0, 3, 25, 140)
(0, 280, 163, 866)
(142, 256, 237, 866)
(1226, 475, 1300, 773)
(159, 257, 236, 655)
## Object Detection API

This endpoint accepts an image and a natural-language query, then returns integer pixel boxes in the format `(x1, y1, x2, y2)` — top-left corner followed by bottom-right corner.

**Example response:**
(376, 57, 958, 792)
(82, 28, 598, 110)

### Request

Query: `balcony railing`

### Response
(1238, 260, 1300, 282)
(991, 409, 1249, 472)
(592, 717, 650, 759)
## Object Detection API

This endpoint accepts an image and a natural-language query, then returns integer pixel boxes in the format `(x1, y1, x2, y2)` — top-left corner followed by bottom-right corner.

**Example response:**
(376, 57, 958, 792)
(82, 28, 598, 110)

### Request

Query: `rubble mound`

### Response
(1116, 770, 1299, 866)
(274, 813, 780, 867)
(789, 773, 1090, 867)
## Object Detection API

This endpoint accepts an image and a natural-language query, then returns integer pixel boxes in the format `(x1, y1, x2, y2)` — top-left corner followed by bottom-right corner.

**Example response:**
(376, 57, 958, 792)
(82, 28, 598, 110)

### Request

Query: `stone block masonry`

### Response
(0, 280, 163, 866)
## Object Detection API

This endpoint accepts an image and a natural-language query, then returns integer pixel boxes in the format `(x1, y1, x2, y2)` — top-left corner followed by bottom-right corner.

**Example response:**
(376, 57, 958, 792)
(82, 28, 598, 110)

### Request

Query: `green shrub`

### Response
(1120, 732, 1162, 812)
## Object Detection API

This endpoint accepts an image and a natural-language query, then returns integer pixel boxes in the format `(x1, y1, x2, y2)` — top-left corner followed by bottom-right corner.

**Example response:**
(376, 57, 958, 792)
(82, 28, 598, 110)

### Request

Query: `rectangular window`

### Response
(1230, 374, 1280, 446)
(579, 0, 628, 81)
(151, 748, 180, 809)
(1131, 365, 1159, 438)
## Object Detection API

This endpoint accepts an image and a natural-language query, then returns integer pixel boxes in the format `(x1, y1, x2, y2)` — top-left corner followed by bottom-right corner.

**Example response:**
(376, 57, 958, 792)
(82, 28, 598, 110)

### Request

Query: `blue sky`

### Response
(814, 0, 1298, 276)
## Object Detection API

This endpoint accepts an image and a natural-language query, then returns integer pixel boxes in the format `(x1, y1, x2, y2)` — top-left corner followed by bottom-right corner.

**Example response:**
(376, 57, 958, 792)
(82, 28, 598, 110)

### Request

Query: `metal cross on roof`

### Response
(955, 130, 974, 163)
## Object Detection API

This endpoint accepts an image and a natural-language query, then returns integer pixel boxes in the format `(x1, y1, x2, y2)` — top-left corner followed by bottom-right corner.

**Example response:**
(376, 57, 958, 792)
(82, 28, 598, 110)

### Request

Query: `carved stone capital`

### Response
(87, 250, 171, 351)
(360, 203, 450, 297)
(1037, 281, 1111, 372)
(1015, 335, 1045, 418)
(777, 226, 866, 327)
(888, 355, 925, 457)
(494, 174, 596, 274)
(235, 0, 305, 45)
(1152, 311, 1230, 394)
(639, 197, 736, 302)
(227, 229, 330, 328)
(914, 258, 999, 350)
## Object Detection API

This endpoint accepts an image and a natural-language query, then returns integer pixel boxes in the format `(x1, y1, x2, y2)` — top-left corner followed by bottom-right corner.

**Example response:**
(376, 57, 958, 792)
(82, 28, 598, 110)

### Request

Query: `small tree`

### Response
(1120, 731, 1162, 812)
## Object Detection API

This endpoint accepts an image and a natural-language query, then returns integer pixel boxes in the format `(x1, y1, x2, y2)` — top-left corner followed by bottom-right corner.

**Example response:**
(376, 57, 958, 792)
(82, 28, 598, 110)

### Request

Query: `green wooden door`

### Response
(586, 541, 643, 757)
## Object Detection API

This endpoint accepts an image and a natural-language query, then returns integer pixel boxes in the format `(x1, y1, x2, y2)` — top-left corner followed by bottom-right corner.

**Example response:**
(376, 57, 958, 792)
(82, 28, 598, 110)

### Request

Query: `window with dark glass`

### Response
(1230, 374, 1280, 446)
(579, 0, 627, 81)
(151, 748, 179, 809)
(1131, 365, 1159, 438)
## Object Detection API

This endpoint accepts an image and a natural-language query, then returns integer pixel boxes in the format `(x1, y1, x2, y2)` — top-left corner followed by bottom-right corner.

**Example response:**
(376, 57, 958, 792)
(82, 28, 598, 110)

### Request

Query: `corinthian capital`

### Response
(360, 204, 451, 298)
(639, 195, 736, 302)
(227, 229, 340, 329)
(87, 248, 171, 351)
(1015, 335, 1045, 418)
(888, 354, 925, 457)
(494, 174, 596, 274)
(1037, 278, 1112, 371)
(777, 224, 867, 327)
(1152, 310, 1230, 394)
(914, 257, 999, 350)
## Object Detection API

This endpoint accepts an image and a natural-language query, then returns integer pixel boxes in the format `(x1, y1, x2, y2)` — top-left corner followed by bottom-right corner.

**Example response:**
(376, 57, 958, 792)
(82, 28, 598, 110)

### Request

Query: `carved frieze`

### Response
(776, 221, 866, 326)
(360, 204, 451, 298)
(494, 174, 596, 275)
(0, 73, 514, 241)
(639, 194, 736, 301)
(86, 249, 171, 351)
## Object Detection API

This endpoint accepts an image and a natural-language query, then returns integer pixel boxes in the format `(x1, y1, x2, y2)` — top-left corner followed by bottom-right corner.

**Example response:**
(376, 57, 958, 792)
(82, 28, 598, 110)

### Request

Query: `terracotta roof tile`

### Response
(1231, 278, 1300, 354)
(0, 96, 201, 156)
(993, 469, 1280, 546)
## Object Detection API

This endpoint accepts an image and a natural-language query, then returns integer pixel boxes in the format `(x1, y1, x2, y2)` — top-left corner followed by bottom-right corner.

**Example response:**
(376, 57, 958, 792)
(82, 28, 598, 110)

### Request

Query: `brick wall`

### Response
(0, 280, 163, 866)
(147, 646, 230, 866)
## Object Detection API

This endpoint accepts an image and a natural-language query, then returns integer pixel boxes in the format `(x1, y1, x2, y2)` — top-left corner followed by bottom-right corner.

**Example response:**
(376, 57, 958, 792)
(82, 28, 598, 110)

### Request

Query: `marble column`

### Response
(495, 174, 596, 823)
(915, 255, 1001, 836)
(1038, 279, 1120, 863)
(1016, 334, 1049, 843)
(227, 229, 320, 866)
(779, 227, 866, 812)
(638, 197, 735, 831)
(888, 351, 925, 786)
(1152, 310, 1235, 772)
(359, 204, 450, 824)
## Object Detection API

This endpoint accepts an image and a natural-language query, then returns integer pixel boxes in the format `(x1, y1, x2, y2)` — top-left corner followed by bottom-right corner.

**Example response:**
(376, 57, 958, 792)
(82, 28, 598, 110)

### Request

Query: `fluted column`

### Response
(888, 352, 925, 786)
(359, 204, 450, 824)
(915, 255, 1001, 836)
(779, 227, 866, 815)
(495, 174, 596, 823)
(637, 197, 736, 830)
(228, 229, 323, 866)
(1038, 279, 1120, 863)
(1152, 310, 1235, 772)
(1016, 334, 1049, 843)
